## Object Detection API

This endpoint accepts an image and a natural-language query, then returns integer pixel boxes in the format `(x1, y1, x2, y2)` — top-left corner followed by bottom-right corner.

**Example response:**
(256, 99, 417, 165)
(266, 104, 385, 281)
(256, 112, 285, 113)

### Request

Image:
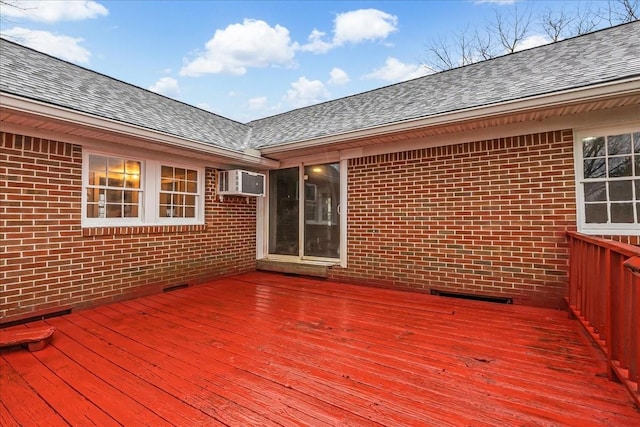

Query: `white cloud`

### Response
(514, 34, 552, 52)
(285, 77, 330, 108)
(301, 8, 398, 54)
(364, 57, 431, 83)
(1, 27, 91, 63)
(148, 77, 180, 97)
(180, 19, 298, 77)
(300, 29, 333, 54)
(248, 96, 268, 110)
(333, 9, 398, 45)
(328, 67, 350, 85)
(1, 0, 108, 23)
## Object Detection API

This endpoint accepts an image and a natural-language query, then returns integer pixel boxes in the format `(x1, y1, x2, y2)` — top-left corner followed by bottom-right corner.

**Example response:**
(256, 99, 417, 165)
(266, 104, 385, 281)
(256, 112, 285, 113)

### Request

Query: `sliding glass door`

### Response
(268, 163, 340, 260)
(303, 163, 340, 258)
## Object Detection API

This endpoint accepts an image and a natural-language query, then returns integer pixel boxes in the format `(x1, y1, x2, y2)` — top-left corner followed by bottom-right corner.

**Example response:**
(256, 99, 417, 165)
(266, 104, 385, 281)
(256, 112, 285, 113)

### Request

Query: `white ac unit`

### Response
(218, 169, 265, 197)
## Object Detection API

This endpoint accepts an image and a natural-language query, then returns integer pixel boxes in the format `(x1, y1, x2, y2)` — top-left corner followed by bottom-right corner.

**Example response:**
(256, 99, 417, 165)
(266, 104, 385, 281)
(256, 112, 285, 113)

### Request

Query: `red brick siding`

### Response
(330, 130, 577, 308)
(1, 132, 256, 323)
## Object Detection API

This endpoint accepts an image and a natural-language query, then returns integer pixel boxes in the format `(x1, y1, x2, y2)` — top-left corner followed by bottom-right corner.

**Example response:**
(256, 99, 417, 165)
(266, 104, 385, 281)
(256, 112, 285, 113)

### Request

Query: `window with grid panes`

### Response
(86, 155, 142, 219)
(159, 166, 198, 218)
(577, 128, 640, 234)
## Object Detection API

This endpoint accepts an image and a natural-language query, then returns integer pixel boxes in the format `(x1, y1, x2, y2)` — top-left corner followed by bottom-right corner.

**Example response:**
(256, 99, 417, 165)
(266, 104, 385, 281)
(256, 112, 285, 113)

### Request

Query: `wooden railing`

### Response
(566, 231, 640, 408)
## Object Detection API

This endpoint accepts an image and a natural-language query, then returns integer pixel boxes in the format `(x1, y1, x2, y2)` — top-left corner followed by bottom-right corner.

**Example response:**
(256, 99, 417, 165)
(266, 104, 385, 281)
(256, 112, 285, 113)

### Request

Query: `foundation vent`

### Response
(163, 283, 189, 293)
(430, 289, 513, 304)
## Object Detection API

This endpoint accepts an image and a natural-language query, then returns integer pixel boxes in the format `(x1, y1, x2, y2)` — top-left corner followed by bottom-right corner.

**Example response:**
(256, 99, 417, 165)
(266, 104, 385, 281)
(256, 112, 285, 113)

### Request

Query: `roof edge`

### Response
(258, 77, 640, 155)
(0, 92, 279, 168)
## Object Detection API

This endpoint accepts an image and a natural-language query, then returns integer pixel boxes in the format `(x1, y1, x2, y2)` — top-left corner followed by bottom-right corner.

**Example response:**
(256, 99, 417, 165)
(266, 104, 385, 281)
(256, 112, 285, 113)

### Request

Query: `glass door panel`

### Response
(268, 167, 299, 255)
(304, 163, 340, 258)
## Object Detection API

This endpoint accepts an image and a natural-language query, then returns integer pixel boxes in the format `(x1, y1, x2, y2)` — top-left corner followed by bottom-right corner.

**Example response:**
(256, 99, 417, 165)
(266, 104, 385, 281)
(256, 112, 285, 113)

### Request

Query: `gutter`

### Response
(259, 77, 640, 155)
(0, 93, 279, 169)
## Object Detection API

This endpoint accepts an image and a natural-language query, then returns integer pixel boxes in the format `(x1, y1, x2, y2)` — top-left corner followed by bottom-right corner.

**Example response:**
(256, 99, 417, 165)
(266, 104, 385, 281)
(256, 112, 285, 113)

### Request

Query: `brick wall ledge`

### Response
(82, 224, 207, 237)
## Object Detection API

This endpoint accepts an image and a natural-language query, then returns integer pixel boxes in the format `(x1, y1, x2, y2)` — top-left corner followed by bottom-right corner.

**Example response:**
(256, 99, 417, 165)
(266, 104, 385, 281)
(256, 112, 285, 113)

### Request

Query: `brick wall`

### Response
(1, 132, 257, 323)
(330, 130, 577, 308)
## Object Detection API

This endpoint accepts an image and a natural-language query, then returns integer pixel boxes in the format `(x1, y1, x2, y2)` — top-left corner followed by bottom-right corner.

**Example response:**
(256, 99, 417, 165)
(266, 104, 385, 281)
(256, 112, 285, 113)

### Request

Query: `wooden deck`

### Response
(1, 271, 639, 426)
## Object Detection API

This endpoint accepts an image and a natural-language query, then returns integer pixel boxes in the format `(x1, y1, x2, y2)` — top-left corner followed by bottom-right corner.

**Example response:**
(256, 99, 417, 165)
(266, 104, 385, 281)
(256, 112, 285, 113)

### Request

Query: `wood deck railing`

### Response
(566, 231, 640, 408)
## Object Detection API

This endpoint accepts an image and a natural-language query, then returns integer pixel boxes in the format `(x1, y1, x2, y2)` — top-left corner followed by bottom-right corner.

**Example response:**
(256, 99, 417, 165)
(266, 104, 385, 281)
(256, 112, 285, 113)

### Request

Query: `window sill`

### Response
(82, 224, 207, 237)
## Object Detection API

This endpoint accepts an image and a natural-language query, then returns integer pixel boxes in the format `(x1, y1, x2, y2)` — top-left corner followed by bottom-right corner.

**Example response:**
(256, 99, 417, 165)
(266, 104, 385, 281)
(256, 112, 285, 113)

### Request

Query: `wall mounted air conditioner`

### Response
(218, 169, 265, 199)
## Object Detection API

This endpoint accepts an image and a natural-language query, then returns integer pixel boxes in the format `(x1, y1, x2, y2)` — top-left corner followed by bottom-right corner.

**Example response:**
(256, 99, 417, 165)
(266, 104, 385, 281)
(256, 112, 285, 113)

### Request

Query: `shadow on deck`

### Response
(1, 271, 639, 426)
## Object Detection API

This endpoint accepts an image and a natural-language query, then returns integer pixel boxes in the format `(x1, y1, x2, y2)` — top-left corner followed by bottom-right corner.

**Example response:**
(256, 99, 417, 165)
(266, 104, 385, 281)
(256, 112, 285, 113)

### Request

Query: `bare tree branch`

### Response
(492, 3, 532, 53)
(540, 7, 573, 42)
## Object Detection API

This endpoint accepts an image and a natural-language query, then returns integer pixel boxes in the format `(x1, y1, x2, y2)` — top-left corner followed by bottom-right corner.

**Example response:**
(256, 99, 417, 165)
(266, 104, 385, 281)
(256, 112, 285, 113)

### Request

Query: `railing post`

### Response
(605, 247, 613, 381)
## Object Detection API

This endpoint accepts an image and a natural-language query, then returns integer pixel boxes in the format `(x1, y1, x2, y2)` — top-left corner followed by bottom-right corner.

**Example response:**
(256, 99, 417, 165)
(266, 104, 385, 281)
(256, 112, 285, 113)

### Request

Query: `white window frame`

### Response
(574, 124, 640, 236)
(82, 150, 205, 227)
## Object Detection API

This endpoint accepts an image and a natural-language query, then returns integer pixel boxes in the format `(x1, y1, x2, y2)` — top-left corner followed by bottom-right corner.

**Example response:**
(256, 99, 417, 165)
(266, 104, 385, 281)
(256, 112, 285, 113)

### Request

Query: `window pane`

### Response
(125, 160, 140, 175)
(611, 203, 634, 223)
(635, 155, 639, 177)
(175, 168, 186, 181)
(87, 203, 100, 218)
(125, 174, 140, 189)
(88, 156, 107, 185)
(634, 132, 640, 153)
(269, 167, 299, 255)
(107, 172, 124, 188)
(86, 187, 100, 203)
(185, 194, 195, 206)
(583, 158, 605, 178)
(607, 134, 631, 155)
(124, 205, 138, 218)
(160, 205, 170, 217)
(184, 207, 195, 217)
(609, 180, 633, 201)
(106, 189, 122, 203)
(585, 203, 608, 223)
(187, 170, 197, 181)
(583, 136, 605, 158)
(637, 203, 640, 223)
(608, 156, 632, 177)
(106, 204, 122, 218)
(108, 158, 125, 174)
(635, 180, 640, 199)
(187, 181, 197, 193)
(159, 192, 170, 204)
(584, 182, 606, 202)
(123, 190, 139, 204)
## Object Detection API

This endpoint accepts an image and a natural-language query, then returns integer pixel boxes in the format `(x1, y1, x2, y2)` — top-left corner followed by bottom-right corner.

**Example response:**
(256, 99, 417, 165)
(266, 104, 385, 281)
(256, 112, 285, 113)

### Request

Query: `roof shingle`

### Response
(1, 21, 639, 153)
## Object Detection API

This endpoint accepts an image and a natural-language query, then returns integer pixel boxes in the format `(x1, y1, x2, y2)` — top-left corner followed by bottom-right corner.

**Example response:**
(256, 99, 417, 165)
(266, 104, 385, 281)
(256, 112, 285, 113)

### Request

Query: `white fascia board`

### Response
(0, 93, 279, 169)
(259, 78, 640, 155)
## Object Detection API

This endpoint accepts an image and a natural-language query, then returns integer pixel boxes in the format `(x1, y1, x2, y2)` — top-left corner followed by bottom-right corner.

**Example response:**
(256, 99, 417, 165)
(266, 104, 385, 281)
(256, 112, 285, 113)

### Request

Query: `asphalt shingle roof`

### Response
(1, 21, 639, 153)
(248, 21, 640, 148)
(0, 38, 251, 151)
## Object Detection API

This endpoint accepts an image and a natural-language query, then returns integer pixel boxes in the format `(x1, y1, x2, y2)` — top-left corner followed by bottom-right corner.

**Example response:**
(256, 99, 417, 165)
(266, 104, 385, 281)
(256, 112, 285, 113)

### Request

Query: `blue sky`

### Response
(0, 0, 615, 122)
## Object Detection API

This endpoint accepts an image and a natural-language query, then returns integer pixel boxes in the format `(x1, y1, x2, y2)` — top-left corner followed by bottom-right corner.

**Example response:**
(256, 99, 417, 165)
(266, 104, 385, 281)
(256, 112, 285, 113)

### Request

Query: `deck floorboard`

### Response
(1, 271, 639, 426)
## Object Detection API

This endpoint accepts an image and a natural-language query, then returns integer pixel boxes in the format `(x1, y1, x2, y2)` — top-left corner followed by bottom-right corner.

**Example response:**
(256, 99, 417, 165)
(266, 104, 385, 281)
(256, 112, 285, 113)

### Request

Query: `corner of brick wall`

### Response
(1, 132, 257, 322)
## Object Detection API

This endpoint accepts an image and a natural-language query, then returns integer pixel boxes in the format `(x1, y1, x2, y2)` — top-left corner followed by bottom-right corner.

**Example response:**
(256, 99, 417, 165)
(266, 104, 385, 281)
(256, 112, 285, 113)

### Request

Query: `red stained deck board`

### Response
(76, 305, 357, 426)
(0, 357, 67, 427)
(1, 271, 639, 426)
(134, 279, 636, 426)
(111, 299, 459, 426)
(1, 347, 118, 426)
(88, 304, 387, 427)
(36, 318, 217, 426)
(54, 313, 290, 427)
